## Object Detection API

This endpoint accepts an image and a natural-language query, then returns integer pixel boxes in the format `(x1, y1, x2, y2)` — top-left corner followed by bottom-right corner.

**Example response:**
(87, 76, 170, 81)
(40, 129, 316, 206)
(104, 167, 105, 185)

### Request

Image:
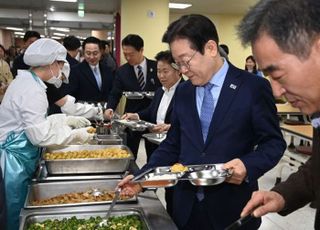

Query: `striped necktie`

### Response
(137, 65, 145, 90)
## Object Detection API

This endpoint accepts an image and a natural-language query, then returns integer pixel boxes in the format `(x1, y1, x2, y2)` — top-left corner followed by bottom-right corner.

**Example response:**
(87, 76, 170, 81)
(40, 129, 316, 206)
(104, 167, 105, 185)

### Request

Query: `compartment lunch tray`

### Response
(132, 164, 232, 188)
(113, 119, 155, 131)
(123, 91, 155, 100)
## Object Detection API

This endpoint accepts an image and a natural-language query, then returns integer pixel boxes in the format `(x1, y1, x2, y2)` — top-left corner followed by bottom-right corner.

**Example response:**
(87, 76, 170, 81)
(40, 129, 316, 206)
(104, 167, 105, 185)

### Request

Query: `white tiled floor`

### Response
(135, 134, 316, 229)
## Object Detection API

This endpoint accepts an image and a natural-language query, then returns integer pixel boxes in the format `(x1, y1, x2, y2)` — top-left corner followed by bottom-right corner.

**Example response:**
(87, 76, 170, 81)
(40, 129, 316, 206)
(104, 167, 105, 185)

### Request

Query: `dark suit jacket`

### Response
(62, 60, 114, 103)
(11, 53, 29, 77)
(140, 63, 286, 229)
(138, 78, 184, 124)
(66, 53, 79, 67)
(107, 58, 161, 113)
(273, 127, 320, 228)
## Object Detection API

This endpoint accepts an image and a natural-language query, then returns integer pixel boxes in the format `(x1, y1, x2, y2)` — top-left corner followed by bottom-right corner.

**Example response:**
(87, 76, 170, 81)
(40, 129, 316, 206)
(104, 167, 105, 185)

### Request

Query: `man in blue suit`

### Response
(105, 34, 161, 157)
(119, 14, 286, 230)
(62, 36, 114, 104)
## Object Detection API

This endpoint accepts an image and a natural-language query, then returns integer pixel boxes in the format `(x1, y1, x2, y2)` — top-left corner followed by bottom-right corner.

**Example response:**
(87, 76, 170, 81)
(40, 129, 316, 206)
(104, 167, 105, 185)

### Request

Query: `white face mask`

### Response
(47, 64, 63, 88)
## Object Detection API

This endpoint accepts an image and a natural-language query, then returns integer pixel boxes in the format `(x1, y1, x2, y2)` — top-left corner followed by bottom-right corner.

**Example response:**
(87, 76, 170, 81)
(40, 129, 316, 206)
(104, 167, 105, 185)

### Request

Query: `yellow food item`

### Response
(170, 163, 188, 172)
(44, 147, 130, 160)
(87, 127, 96, 133)
(31, 190, 132, 206)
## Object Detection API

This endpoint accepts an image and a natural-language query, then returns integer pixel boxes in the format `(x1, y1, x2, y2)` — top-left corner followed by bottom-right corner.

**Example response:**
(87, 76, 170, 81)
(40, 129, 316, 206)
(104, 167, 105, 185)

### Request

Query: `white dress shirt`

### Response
(156, 80, 180, 124)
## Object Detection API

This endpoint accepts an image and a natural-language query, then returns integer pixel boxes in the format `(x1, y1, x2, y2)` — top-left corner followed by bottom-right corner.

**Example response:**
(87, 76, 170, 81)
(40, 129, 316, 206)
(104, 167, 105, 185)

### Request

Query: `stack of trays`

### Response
(133, 164, 232, 188)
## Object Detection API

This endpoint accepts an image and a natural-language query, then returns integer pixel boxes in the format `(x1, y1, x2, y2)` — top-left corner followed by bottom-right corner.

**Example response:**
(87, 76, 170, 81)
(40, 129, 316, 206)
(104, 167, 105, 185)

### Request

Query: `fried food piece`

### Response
(44, 147, 130, 160)
(87, 126, 96, 133)
(170, 163, 188, 172)
(31, 190, 132, 206)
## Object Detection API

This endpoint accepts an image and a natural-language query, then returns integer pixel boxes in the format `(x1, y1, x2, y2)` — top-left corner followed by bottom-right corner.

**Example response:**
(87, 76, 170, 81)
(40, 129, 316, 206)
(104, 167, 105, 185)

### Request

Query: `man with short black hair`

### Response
(62, 36, 114, 104)
(100, 40, 117, 72)
(63, 35, 81, 67)
(11, 30, 41, 76)
(105, 34, 161, 158)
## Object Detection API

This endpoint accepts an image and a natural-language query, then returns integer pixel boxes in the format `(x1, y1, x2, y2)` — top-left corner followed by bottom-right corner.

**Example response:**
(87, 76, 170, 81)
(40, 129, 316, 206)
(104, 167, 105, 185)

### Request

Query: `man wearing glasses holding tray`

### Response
(119, 14, 286, 230)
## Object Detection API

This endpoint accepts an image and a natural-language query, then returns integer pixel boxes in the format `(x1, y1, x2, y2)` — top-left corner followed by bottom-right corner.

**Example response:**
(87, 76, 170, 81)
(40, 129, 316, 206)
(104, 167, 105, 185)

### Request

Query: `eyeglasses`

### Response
(172, 51, 197, 71)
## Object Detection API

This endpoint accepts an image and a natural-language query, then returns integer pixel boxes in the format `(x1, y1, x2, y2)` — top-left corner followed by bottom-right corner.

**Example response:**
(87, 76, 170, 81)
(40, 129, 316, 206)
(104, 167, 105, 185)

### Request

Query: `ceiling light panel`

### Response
(169, 3, 192, 9)
(50, 0, 77, 2)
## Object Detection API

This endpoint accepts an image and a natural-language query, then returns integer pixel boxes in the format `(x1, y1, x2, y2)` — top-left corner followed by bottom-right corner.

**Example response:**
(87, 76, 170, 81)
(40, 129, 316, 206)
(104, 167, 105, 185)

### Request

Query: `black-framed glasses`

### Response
(172, 51, 197, 70)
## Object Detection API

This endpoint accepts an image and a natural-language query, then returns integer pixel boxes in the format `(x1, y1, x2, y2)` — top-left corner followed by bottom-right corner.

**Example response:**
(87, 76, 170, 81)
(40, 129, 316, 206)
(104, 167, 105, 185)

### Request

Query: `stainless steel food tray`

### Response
(123, 91, 144, 99)
(133, 164, 232, 188)
(44, 145, 133, 175)
(25, 180, 137, 209)
(114, 119, 155, 131)
(20, 208, 150, 230)
(143, 133, 166, 145)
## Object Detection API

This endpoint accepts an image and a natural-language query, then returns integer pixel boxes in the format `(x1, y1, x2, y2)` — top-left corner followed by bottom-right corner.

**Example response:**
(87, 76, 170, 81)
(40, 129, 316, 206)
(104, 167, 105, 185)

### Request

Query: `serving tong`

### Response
(94, 171, 129, 229)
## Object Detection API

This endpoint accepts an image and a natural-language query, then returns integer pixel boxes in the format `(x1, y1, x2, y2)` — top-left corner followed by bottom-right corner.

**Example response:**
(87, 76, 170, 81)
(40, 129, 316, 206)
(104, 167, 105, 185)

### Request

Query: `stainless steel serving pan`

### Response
(25, 180, 136, 209)
(33, 162, 123, 182)
(90, 134, 123, 145)
(44, 145, 133, 174)
(20, 208, 150, 230)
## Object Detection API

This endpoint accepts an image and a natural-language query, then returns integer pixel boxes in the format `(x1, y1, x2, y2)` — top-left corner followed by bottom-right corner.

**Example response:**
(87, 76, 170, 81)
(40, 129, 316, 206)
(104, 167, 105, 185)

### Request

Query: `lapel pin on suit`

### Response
(229, 84, 237, 90)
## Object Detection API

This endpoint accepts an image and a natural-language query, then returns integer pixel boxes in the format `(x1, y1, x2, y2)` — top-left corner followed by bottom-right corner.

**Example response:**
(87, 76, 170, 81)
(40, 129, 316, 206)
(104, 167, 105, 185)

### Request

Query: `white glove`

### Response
(93, 107, 104, 121)
(66, 116, 91, 129)
(61, 95, 102, 120)
(70, 127, 94, 144)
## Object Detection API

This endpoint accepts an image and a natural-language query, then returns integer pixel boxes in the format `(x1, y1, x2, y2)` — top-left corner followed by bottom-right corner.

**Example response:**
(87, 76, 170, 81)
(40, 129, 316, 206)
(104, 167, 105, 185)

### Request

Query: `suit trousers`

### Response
(180, 199, 214, 230)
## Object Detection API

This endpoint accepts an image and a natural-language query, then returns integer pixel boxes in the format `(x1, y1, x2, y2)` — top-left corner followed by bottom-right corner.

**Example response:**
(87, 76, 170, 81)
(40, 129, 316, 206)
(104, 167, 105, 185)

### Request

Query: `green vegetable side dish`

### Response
(27, 215, 143, 230)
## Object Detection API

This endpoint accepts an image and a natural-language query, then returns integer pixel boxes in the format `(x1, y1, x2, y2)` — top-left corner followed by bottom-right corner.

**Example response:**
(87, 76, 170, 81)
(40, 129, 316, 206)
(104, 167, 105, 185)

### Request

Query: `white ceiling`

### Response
(0, 0, 258, 38)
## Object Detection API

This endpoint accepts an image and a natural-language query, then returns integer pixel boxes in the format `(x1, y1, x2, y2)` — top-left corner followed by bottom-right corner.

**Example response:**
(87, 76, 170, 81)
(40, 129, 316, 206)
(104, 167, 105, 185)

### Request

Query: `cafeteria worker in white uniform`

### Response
(0, 38, 93, 230)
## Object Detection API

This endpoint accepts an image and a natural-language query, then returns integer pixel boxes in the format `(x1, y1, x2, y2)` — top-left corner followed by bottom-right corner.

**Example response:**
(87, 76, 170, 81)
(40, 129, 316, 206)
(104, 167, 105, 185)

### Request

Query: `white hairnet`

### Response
(24, 38, 67, 67)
